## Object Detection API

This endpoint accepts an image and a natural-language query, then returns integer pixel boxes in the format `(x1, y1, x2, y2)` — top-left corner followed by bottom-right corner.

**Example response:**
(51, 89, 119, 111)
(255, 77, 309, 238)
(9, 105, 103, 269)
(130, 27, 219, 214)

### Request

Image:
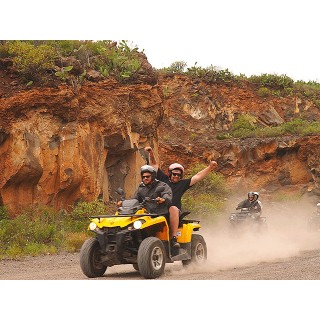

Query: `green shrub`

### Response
(281, 118, 308, 134)
(182, 193, 225, 222)
(232, 114, 257, 131)
(93, 40, 142, 82)
(186, 163, 228, 195)
(216, 133, 232, 140)
(0, 204, 96, 259)
(301, 121, 320, 135)
(64, 232, 90, 251)
(70, 200, 110, 221)
(203, 65, 236, 83)
(231, 127, 257, 139)
(293, 80, 320, 106)
(0, 206, 9, 221)
(55, 65, 73, 81)
(249, 73, 294, 90)
(185, 63, 236, 84)
(257, 87, 271, 97)
(218, 117, 320, 140)
(160, 61, 187, 74)
(24, 243, 58, 257)
(185, 62, 206, 78)
(1, 40, 145, 84)
(7, 41, 56, 81)
(4, 243, 24, 258)
(180, 164, 229, 221)
(46, 40, 84, 56)
(256, 126, 283, 137)
(0, 41, 10, 58)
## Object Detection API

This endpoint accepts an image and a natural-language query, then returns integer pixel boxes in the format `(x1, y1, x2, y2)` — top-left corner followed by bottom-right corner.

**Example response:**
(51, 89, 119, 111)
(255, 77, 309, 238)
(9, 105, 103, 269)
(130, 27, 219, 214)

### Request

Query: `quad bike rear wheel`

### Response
(137, 237, 165, 279)
(182, 234, 207, 267)
(80, 238, 107, 278)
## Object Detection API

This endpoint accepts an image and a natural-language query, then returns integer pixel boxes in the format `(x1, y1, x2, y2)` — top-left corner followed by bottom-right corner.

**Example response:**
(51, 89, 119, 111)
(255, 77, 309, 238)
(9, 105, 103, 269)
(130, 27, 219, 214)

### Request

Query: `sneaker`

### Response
(170, 236, 180, 249)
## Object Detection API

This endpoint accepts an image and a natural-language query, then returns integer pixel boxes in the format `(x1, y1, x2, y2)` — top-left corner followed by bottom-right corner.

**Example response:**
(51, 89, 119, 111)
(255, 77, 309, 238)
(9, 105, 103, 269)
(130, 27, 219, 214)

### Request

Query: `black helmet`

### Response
(140, 165, 156, 179)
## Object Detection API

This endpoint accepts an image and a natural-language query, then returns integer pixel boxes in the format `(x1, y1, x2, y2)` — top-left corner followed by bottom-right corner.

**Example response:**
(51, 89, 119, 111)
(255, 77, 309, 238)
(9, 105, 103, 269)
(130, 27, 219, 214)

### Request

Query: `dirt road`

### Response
(1, 205, 320, 280)
(1, 247, 320, 280)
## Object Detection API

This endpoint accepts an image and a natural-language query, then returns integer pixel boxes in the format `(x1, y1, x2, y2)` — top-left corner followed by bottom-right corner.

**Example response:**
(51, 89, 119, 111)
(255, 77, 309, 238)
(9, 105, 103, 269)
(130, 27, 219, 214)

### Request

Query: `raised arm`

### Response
(144, 146, 159, 171)
(190, 161, 218, 186)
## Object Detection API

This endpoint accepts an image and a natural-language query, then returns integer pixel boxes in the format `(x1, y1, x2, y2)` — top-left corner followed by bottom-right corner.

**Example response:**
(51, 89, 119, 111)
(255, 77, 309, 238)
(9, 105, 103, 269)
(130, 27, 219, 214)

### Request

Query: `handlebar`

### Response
(141, 197, 164, 205)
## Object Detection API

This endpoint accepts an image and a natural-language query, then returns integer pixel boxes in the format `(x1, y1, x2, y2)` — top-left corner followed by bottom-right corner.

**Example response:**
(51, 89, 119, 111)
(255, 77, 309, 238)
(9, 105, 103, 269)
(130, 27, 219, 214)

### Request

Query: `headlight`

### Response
(89, 222, 97, 231)
(133, 220, 144, 229)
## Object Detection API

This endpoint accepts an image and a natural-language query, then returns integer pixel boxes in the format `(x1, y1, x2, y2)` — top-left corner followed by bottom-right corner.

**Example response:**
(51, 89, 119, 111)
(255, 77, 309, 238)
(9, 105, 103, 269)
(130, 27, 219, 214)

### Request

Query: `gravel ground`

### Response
(1, 247, 320, 280)
(2, 206, 320, 280)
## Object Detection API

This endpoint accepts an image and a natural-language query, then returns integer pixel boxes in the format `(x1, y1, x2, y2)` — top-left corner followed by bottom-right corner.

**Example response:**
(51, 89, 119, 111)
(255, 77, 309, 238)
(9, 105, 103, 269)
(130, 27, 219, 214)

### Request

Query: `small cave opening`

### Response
(0, 131, 9, 146)
(276, 145, 299, 157)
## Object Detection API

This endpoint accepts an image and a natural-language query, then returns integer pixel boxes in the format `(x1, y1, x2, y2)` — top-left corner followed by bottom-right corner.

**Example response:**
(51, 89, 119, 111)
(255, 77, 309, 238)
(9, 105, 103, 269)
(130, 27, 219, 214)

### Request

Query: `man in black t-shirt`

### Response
(156, 168, 191, 210)
(145, 146, 218, 249)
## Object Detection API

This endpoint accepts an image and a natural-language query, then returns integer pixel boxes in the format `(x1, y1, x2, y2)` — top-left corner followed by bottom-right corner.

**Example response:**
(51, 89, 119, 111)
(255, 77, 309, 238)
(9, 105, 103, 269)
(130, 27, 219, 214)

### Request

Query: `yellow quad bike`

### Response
(80, 186, 207, 279)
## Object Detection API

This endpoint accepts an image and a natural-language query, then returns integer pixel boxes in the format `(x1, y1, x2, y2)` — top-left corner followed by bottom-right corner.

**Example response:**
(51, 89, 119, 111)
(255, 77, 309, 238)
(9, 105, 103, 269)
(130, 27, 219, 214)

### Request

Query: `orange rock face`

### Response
(156, 75, 320, 199)
(1, 70, 320, 215)
(0, 80, 162, 214)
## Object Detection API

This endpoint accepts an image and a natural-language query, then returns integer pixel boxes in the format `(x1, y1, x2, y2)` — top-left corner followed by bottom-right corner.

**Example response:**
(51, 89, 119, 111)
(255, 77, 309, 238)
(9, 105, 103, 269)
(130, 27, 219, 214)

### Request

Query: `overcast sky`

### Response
(132, 0, 320, 82)
(4, 0, 320, 83)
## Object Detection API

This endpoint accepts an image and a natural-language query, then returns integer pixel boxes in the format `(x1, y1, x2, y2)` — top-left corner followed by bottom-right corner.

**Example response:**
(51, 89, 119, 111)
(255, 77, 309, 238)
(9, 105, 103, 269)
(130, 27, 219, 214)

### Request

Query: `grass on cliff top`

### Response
(0, 40, 142, 84)
(160, 61, 320, 106)
(1, 41, 319, 105)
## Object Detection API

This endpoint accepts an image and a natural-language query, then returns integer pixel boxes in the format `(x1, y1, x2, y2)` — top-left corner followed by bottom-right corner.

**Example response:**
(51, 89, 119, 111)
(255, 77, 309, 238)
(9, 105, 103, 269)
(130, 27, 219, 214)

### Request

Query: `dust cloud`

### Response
(172, 196, 320, 276)
(206, 199, 320, 270)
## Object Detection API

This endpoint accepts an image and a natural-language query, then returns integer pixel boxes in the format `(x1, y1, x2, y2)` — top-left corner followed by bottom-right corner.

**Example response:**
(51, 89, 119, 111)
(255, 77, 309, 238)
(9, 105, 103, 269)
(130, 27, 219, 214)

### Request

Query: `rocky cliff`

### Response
(1, 59, 320, 215)
(157, 75, 320, 200)
(0, 72, 163, 214)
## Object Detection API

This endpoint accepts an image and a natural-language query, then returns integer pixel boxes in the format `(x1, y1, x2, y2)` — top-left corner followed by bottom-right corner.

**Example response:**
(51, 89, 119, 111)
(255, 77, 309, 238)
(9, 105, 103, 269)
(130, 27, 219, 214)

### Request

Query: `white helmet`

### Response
(248, 191, 259, 202)
(168, 163, 185, 177)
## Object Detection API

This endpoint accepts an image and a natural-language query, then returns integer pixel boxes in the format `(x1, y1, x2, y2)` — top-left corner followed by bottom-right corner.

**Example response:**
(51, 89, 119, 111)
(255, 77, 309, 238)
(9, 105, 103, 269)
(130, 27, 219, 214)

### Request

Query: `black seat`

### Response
(178, 211, 191, 227)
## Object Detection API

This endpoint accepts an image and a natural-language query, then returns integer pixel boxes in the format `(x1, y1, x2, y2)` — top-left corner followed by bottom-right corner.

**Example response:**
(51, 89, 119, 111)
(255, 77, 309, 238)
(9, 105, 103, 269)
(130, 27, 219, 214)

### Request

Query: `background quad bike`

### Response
(229, 208, 268, 236)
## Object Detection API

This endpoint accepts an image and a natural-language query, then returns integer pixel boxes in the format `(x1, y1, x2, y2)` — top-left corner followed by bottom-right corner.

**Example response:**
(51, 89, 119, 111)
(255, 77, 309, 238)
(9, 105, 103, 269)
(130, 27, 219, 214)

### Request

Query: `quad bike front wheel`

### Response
(80, 238, 107, 278)
(182, 234, 207, 267)
(137, 237, 166, 279)
(132, 263, 139, 271)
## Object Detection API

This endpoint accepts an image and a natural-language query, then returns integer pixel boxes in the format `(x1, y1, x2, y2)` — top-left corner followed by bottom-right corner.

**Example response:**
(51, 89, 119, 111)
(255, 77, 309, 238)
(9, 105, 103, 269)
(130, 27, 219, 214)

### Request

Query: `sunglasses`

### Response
(171, 173, 182, 177)
(142, 175, 151, 179)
